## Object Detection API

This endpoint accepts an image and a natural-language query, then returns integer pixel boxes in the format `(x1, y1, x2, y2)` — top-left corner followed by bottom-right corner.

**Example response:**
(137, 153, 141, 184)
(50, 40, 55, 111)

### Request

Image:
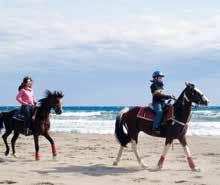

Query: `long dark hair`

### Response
(18, 76, 33, 91)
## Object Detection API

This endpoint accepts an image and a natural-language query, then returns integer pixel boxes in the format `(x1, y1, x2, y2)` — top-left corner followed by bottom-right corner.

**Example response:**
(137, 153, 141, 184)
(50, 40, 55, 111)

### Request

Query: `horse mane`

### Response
(38, 90, 64, 107)
(35, 90, 64, 122)
(174, 87, 188, 107)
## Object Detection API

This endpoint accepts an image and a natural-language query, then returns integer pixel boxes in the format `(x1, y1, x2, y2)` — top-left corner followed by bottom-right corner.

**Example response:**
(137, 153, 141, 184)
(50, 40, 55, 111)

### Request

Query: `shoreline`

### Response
(0, 132, 220, 185)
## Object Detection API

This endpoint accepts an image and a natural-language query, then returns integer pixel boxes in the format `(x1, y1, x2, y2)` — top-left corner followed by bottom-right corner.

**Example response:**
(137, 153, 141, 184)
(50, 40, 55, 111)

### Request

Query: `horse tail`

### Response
(115, 107, 131, 147)
(0, 112, 5, 130)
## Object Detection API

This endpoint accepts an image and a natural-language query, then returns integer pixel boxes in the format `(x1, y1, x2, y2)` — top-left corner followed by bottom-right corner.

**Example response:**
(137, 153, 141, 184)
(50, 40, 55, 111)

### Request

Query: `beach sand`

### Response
(0, 132, 220, 185)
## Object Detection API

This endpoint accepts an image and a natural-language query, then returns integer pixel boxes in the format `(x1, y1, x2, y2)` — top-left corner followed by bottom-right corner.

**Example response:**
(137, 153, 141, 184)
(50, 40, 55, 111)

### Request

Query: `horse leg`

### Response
(33, 134, 40, 160)
(156, 138, 173, 170)
(43, 133, 57, 158)
(113, 145, 124, 166)
(11, 132, 20, 157)
(131, 139, 147, 168)
(178, 136, 199, 171)
(2, 131, 12, 156)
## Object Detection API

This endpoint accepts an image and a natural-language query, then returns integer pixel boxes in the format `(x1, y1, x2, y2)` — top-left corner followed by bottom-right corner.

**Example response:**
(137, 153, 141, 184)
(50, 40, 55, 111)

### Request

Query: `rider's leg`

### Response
(153, 102, 163, 129)
(21, 105, 32, 135)
(31, 107, 37, 121)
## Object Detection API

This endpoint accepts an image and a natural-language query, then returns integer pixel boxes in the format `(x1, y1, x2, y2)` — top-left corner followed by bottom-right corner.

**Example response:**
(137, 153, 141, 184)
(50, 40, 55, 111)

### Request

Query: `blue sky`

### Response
(0, 0, 220, 106)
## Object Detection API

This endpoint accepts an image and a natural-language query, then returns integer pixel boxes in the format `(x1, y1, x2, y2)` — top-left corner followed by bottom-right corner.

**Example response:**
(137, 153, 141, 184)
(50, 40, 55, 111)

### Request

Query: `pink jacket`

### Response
(16, 88, 37, 106)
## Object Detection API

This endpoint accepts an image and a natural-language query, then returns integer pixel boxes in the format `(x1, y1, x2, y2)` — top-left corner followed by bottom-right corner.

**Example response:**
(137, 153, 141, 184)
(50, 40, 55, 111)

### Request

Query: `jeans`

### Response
(20, 105, 33, 129)
(153, 102, 163, 129)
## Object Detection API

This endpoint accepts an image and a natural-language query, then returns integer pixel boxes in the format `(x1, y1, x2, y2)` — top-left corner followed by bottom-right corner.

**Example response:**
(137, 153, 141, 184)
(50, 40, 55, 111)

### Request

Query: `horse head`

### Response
(44, 90, 64, 114)
(184, 82, 209, 106)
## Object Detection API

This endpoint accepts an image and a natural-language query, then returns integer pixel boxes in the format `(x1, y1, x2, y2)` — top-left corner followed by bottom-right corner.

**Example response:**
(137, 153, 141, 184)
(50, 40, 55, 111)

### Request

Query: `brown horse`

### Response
(0, 90, 64, 160)
(113, 83, 209, 171)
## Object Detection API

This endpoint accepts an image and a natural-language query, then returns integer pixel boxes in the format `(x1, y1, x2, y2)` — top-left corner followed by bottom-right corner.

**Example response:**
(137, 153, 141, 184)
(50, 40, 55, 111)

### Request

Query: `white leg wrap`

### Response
(183, 145, 192, 157)
(162, 144, 171, 157)
(113, 146, 124, 165)
(131, 140, 146, 168)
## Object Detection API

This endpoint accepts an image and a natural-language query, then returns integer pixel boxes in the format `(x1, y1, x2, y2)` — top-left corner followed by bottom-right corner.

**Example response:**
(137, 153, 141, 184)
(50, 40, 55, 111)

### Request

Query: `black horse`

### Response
(113, 83, 209, 171)
(0, 90, 64, 160)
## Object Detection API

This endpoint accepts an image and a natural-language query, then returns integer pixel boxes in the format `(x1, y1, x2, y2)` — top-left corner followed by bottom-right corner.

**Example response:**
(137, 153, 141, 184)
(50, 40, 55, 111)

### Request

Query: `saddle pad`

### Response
(137, 107, 154, 121)
(137, 106, 174, 122)
(12, 110, 24, 121)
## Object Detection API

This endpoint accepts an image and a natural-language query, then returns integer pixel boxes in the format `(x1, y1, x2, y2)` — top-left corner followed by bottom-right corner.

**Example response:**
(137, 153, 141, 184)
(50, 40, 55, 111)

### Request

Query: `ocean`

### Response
(1, 106, 220, 136)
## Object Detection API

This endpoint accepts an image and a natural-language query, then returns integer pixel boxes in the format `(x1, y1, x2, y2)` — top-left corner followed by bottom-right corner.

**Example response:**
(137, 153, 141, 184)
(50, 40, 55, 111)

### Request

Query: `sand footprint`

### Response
(0, 180, 17, 184)
(33, 182, 55, 185)
(175, 180, 188, 183)
(133, 177, 147, 183)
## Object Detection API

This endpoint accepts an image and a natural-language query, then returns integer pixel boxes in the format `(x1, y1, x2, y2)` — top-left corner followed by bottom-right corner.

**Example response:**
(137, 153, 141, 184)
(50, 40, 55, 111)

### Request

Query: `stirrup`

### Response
(152, 128, 160, 135)
(24, 128, 32, 136)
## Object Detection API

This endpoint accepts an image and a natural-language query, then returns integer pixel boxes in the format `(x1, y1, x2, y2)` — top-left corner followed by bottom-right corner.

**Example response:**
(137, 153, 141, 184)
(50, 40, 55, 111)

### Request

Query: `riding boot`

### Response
(152, 127, 160, 135)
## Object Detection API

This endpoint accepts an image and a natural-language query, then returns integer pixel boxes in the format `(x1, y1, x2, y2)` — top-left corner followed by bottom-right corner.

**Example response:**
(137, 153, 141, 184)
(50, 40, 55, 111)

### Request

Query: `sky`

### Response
(0, 0, 220, 106)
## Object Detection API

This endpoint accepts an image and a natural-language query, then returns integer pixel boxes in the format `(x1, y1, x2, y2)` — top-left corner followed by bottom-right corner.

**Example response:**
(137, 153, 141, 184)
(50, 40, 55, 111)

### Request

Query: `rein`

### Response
(171, 118, 187, 126)
(172, 91, 192, 128)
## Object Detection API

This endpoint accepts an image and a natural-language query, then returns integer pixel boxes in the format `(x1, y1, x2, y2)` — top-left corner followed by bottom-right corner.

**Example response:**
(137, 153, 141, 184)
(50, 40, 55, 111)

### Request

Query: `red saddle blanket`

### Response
(137, 106, 174, 122)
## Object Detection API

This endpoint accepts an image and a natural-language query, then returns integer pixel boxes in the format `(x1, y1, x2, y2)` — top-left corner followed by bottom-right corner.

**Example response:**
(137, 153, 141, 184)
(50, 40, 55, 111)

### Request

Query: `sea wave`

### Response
(188, 122, 220, 136)
(192, 110, 220, 122)
(50, 119, 220, 136)
(55, 111, 102, 117)
(1, 106, 220, 135)
(50, 119, 114, 134)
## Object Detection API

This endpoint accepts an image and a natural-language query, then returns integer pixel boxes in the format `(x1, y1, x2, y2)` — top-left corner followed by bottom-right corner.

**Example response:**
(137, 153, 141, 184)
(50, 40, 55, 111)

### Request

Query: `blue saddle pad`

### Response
(12, 110, 25, 121)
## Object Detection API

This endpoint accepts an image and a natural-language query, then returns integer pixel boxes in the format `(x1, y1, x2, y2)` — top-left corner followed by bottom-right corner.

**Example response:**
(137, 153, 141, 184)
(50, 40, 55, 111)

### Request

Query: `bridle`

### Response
(172, 87, 207, 129)
(171, 90, 192, 128)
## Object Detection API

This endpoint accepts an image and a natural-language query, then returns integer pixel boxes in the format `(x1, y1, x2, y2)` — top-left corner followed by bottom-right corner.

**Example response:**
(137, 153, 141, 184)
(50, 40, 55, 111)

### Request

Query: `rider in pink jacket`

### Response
(16, 76, 37, 135)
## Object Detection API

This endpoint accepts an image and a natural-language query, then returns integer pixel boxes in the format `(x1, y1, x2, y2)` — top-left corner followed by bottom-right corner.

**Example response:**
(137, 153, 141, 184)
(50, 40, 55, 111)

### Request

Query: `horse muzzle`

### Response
(202, 95, 209, 106)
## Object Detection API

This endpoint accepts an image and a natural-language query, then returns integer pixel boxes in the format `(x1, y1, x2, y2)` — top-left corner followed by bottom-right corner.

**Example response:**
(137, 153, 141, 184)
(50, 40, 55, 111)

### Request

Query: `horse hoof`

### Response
(192, 167, 201, 172)
(53, 154, 57, 160)
(53, 153, 57, 157)
(149, 165, 162, 172)
(113, 161, 118, 166)
(12, 154, 17, 158)
(4, 152, 9, 156)
(140, 163, 147, 169)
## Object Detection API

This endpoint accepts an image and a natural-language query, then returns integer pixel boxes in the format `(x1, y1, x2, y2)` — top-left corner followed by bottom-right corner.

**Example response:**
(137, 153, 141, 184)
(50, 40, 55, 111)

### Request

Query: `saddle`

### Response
(12, 107, 37, 122)
(12, 109, 25, 121)
(137, 104, 174, 124)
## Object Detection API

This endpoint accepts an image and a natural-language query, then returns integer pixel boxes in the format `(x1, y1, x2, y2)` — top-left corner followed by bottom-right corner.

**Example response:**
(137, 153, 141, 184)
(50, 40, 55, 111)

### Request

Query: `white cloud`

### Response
(1, 2, 220, 71)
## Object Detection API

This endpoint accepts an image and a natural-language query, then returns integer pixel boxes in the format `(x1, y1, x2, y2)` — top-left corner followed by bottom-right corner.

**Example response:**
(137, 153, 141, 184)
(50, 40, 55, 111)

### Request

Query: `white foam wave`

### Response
(192, 110, 220, 120)
(193, 110, 220, 115)
(50, 119, 220, 136)
(188, 122, 220, 136)
(53, 111, 102, 117)
(50, 119, 114, 134)
(193, 110, 212, 113)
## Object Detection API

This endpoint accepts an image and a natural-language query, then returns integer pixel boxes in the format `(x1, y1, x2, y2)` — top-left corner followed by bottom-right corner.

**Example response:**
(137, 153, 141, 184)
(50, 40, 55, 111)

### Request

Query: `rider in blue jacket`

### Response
(150, 71, 174, 133)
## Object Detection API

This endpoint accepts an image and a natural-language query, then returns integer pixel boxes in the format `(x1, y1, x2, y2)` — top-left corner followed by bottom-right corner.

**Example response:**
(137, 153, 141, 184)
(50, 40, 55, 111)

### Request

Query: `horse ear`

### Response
(185, 82, 195, 89)
(59, 91, 64, 98)
(191, 83, 195, 89)
(53, 90, 64, 98)
(45, 90, 52, 97)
